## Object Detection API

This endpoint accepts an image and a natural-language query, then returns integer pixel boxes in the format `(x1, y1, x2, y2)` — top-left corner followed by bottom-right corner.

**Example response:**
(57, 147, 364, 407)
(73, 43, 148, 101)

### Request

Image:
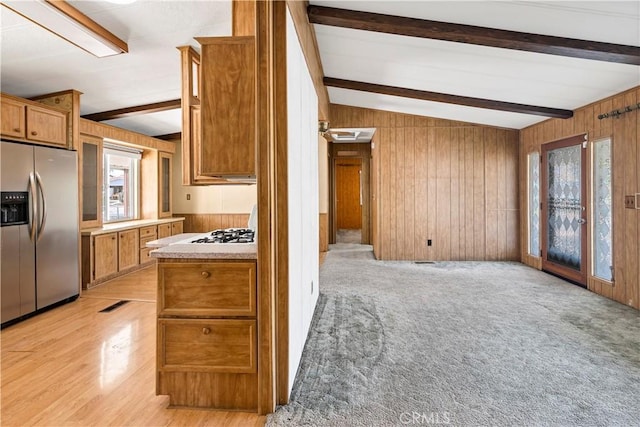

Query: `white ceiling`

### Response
(1, 1, 639, 135)
(312, 0, 640, 129)
(1, 0, 232, 136)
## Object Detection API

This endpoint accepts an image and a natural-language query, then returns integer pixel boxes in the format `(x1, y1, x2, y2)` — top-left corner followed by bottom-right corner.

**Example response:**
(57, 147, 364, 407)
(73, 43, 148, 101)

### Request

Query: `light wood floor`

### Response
(1, 265, 266, 427)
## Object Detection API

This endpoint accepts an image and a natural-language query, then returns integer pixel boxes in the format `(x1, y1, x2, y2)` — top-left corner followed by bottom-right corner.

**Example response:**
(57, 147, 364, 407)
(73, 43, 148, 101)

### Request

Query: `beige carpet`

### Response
(267, 244, 640, 426)
(336, 229, 361, 244)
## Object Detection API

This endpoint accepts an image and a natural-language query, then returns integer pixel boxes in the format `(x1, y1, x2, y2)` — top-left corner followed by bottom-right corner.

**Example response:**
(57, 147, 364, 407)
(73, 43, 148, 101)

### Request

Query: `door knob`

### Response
(577, 218, 586, 224)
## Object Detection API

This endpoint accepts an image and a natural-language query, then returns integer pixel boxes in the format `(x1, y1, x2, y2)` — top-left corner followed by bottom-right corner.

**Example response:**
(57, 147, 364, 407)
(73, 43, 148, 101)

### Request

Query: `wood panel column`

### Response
(252, 0, 289, 414)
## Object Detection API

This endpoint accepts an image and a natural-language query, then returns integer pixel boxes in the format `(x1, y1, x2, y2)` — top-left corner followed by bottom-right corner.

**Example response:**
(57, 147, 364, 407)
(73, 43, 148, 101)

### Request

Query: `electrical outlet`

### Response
(624, 195, 635, 209)
(427, 239, 432, 246)
(186, 193, 191, 201)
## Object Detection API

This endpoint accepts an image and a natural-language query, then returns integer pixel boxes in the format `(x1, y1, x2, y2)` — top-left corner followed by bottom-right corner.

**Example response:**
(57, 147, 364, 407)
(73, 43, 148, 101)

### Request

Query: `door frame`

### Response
(328, 143, 371, 244)
(541, 133, 588, 286)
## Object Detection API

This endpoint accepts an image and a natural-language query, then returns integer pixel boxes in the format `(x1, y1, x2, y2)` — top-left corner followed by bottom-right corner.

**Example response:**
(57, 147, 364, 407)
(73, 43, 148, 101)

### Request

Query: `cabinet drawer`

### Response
(139, 225, 157, 239)
(140, 247, 154, 263)
(140, 236, 157, 249)
(158, 262, 256, 317)
(158, 319, 256, 373)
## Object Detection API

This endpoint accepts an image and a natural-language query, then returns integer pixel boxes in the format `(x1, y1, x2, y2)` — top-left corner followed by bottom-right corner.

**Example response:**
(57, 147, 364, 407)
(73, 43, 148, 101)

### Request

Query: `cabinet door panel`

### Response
(80, 137, 102, 229)
(171, 221, 183, 235)
(26, 105, 67, 147)
(197, 37, 255, 177)
(158, 262, 256, 316)
(159, 152, 173, 217)
(158, 223, 172, 239)
(158, 319, 256, 373)
(1, 99, 26, 138)
(118, 229, 139, 271)
(94, 233, 118, 280)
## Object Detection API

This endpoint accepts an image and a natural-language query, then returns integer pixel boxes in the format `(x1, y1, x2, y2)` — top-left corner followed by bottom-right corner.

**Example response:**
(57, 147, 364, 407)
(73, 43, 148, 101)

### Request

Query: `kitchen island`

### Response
(150, 235, 258, 411)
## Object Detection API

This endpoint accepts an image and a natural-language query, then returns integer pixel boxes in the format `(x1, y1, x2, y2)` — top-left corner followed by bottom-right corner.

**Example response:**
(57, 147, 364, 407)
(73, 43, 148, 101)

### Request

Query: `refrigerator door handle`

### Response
(29, 172, 38, 243)
(35, 172, 47, 242)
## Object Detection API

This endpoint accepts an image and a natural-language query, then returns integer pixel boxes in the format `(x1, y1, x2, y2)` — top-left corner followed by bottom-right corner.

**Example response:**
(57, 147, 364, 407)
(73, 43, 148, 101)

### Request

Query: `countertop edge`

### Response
(150, 242, 257, 260)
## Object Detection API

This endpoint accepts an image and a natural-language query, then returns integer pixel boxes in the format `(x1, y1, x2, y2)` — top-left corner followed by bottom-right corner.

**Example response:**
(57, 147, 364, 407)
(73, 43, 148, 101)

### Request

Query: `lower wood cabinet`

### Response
(158, 223, 172, 239)
(171, 221, 183, 235)
(93, 233, 118, 281)
(118, 229, 139, 271)
(139, 225, 158, 265)
(81, 219, 183, 289)
(156, 259, 258, 411)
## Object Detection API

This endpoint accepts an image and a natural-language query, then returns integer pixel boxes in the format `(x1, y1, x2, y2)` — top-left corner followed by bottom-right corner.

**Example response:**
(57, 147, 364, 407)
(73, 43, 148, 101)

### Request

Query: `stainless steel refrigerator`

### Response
(1, 141, 79, 327)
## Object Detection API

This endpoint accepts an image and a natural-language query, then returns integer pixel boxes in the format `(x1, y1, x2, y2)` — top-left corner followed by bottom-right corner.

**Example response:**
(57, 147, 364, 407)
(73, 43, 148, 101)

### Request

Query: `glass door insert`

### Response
(541, 135, 588, 286)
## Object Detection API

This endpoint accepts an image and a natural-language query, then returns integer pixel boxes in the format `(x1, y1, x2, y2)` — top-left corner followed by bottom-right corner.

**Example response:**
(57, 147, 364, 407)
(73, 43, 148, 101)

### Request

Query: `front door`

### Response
(541, 134, 588, 286)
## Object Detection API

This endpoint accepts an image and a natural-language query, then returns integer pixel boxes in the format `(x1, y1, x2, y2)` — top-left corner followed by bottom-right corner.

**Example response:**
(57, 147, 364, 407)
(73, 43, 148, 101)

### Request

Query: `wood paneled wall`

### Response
(79, 119, 175, 153)
(176, 213, 250, 233)
(330, 104, 520, 261)
(319, 213, 328, 252)
(520, 86, 639, 310)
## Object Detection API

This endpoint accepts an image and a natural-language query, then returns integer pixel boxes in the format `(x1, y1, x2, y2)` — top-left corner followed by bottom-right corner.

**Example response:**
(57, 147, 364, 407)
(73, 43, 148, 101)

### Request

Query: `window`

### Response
(103, 143, 141, 223)
(592, 138, 613, 281)
(527, 152, 540, 257)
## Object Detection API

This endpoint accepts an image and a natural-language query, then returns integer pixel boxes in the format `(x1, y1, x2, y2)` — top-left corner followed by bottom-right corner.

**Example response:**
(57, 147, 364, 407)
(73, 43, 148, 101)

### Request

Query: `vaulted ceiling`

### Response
(1, 1, 638, 136)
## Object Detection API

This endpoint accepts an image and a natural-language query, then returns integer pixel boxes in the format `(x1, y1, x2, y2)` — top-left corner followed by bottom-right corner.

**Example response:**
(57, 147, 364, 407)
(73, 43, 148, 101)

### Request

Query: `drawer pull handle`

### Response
(13, 128, 21, 132)
(201, 271, 210, 279)
(202, 327, 211, 335)
(31, 131, 38, 136)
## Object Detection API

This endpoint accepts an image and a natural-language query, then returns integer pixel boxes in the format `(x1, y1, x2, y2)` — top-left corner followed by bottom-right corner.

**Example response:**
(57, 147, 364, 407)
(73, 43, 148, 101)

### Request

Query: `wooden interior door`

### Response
(336, 158, 362, 229)
(541, 134, 588, 286)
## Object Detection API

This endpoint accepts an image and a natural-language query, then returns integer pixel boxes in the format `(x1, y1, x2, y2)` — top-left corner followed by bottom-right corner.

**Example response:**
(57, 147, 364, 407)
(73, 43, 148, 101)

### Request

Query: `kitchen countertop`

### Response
(81, 217, 184, 236)
(146, 233, 200, 248)
(148, 232, 257, 260)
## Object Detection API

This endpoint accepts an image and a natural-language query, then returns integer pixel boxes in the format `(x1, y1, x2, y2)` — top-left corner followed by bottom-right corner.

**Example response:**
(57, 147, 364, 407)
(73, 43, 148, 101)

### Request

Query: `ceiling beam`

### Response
(308, 5, 640, 65)
(324, 77, 573, 119)
(154, 132, 182, 141)
(81, 99, 181, 122)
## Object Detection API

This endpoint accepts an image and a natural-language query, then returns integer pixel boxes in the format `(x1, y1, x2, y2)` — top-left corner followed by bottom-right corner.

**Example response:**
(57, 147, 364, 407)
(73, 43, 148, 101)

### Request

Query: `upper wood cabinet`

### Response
(1, 93, 69, 148)
(80, 135, 103, 229)
(178, 37, 256, 185)
(197, 36, 255, 177)
(158, 152, 173, 218)
(1, 97, 26, 139)
(26, 105, 68, 146)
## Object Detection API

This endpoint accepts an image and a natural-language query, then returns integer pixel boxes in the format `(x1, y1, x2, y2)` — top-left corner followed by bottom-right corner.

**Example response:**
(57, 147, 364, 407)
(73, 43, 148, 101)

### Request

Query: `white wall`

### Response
(286, 8, 320, 395)
(171, 140, 257, 214)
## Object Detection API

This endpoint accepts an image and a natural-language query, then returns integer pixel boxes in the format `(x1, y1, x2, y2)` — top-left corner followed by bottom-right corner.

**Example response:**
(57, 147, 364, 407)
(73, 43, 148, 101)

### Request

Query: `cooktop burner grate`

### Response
(190, 228, 255, 244)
